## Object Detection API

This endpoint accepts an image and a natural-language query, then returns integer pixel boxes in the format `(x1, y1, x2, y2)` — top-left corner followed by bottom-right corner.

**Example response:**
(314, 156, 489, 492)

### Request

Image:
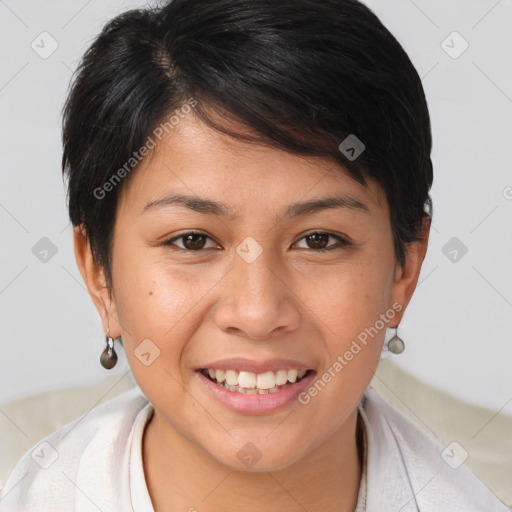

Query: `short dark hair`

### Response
(62, 0, 433, 296)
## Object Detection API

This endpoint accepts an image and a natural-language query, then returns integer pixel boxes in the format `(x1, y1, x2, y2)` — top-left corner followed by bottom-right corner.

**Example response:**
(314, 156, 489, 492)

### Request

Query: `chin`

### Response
(207, 441, 308, 473)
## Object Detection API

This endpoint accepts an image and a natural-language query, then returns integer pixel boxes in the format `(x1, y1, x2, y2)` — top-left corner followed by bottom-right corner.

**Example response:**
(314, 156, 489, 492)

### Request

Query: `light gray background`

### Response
(1, 0, 511, 414)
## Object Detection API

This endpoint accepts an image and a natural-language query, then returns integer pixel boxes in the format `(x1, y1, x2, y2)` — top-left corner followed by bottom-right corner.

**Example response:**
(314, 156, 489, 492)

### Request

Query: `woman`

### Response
(0, 0, 509, 511)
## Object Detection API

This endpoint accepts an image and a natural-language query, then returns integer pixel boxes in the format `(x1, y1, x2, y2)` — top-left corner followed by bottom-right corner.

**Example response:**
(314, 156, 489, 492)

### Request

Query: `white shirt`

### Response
(0, 385, 508, 512)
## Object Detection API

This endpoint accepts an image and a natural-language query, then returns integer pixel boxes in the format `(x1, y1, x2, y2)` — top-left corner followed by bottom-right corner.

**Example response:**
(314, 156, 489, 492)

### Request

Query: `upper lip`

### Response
(197, 357, 315, 374)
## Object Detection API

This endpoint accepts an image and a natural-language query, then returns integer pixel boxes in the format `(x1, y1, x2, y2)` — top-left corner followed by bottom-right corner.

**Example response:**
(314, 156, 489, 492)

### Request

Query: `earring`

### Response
(100, 329, 118, 369)
(387, 325, 405, 355)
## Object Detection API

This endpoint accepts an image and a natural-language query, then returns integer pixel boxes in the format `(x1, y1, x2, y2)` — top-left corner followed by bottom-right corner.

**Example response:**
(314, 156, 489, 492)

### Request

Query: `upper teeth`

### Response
(207, 369, 307, 389)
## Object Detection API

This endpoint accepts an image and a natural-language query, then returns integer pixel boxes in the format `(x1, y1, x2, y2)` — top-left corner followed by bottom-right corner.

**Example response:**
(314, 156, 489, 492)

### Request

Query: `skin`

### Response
(74, 112, 429, 512)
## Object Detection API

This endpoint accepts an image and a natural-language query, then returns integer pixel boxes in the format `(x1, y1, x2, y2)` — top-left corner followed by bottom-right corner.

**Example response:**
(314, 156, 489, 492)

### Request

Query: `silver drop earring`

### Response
(387, 325, 405, 354)
(100, 328, 118, 369)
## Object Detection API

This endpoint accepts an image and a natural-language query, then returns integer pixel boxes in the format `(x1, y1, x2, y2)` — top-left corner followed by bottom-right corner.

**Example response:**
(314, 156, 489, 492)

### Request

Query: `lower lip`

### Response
(194, 370, 317, 415)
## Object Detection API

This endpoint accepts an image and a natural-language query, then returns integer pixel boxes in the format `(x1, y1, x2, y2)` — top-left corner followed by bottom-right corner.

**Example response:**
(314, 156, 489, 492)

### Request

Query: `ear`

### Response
(388, 216, 430, 326)
(73, 224, 122, 338)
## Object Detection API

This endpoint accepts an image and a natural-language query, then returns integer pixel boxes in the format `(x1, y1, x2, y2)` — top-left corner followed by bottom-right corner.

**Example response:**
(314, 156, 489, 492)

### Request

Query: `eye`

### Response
(293, 231, 352, 251)
(162, 231, 220, 251)
(162, 230, 352, 252)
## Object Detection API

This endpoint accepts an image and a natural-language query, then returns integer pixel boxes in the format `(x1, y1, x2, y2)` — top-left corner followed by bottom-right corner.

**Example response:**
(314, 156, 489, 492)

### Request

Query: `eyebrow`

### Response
(141, 193, 370, 219)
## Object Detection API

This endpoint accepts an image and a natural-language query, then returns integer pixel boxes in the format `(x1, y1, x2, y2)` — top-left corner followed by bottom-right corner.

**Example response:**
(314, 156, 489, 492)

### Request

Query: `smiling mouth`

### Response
(198, 368, 314, 395)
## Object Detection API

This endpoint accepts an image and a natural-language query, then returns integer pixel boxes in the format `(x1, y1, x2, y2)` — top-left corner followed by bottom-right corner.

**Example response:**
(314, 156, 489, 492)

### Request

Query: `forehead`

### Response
(119, 114, 386, 216)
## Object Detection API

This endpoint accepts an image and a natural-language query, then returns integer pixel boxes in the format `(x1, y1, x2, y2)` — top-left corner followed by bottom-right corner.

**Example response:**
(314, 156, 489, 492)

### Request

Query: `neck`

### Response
(142, 408, 364, 512)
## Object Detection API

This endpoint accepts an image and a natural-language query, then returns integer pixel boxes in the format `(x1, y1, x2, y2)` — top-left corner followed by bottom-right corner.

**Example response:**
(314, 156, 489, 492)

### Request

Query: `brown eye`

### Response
(182, 233, 207, 250)
(163, 232, 219, 251)
(294, 231, 351, 251)
(305, 233, 330, 249)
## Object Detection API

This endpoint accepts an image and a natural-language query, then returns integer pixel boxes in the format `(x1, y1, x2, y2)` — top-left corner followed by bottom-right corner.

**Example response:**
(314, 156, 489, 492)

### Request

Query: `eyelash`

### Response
(161, 230, 352, 252)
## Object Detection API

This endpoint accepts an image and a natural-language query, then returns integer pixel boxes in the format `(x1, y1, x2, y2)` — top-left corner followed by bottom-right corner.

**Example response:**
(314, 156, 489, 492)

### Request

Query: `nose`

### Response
(212, 248, 301, 340)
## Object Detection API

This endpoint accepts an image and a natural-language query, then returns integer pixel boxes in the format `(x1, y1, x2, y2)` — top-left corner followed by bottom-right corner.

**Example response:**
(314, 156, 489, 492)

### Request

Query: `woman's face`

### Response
(76, 113, 427, 472)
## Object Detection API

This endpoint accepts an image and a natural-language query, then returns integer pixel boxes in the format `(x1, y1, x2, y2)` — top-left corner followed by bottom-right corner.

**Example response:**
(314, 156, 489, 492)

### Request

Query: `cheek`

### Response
(298, 260, 394, 407)
(111, 253, 221, 374)
(295, 264, 392, 431)
(300, 258, 393, 335)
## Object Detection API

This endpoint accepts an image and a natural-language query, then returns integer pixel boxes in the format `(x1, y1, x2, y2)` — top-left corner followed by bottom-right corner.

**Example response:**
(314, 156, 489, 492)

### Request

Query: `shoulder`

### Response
(0, 385, 151, 512)
(361, 386, 511, 512)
